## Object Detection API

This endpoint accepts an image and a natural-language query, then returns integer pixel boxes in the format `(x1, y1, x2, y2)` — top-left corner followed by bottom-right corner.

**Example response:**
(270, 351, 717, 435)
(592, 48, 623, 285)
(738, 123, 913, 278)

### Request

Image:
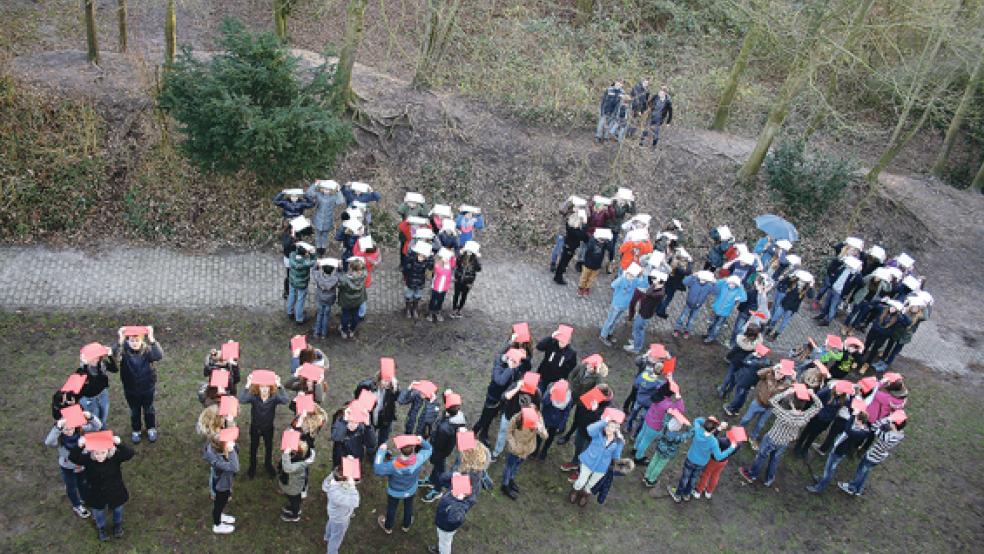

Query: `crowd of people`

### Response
(44, 177, 929, 553)
(594, 78, 673, 147)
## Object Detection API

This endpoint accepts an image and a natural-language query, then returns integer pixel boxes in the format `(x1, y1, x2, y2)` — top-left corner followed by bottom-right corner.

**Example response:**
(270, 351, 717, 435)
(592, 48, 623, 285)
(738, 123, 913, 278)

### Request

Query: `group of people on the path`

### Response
(277, 181, 486, 339)
(595, 78, 673, 147)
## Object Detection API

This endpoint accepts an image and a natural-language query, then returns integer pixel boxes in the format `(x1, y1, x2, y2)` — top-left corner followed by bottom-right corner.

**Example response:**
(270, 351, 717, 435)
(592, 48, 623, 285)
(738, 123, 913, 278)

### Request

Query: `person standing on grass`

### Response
(330, 402, 378, 469)
(595, 80, 624, 142)
(375, 435, 432, 533)
(673, 270, 716, 339)
(838, 411, 906, 496)
(624, 363, 665, 436)
(535, 325, 578, 393)
(719, 328, 765, 401)
(569, 410, 625, 507)
(44, 408, 102, 519)
(203, 429, 239, 534)
(353, 360, 401, 446)
(399, 382, 442, 439)
(491, 373, 544, 462)
(238, 373, 290, 479)
(703, 276, 748, 343)
(286, 243, 317, 324)
(642, 411, 691, 488)
(556, 356, 608, 445)
(450, 242, 482, 319)
(428, 472, 479, 554)
(323, 466, 360, 554)
(738, 361, 794, 449)
(640, 86, 673, 148)
(536, 379, 573, 459)
(116, 326, 164, 444)
(501, 406, 548, 500)
(693, 434, 738, 500)
(280, 441, 316, 522)
(722, 343, 772, 417)
(337, 258, 368, 339)
(633, 381, 684, 463)
(473, 347, 526, 447)
(668, 416, 735, 502)
(739, 386, 821, 488)
(68, 431, 135, 542)
(77, 342, 116, 430)
(559, 384, 613, 481)
(422, 391, 468, 503)
(806, 411, 871, 493)
(305, 180, 345, 255)
(792, 380, 851, 459)
(599, 262, 646, 346)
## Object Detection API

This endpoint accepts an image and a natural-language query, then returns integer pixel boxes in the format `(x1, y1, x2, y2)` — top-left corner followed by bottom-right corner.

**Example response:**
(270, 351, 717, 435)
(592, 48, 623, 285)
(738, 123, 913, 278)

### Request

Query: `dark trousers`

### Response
(818, 418, 848, 454)
(124, 388, 156, 432)
(429, 455, 448, 489)
(569, 427, 590, 465)
(473, 403, 500, 443)
(536, 426, 562, 458)
(622, 386, 638, 412)
(340, 307, 360, 333)
(428, 290, 447, 313)
(384, 494, 414, 530)
(284, 494, 302, 517)
(863, 331, 892, 364)
(452, 281, 471, 310)
(794, 417, 833, 457)
(249, 425, 274, 471)
(212, 490, 230, 525)
(555, 245, 577, 279)
(376, 423, 392, 447)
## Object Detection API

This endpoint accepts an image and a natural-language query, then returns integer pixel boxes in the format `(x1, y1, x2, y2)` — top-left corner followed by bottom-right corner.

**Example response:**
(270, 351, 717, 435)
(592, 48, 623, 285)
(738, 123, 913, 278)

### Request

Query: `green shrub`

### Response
(765, 137, 857, 219)
(159, 18, 352, 187)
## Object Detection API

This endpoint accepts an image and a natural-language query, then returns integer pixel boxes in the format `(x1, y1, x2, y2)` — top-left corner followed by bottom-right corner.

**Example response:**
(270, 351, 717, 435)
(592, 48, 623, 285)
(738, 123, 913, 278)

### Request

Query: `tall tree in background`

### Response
(84, 0, 99, 64)
(118, 0, 128, 53)
(331, 0, 368, 107)
(972, 157, 984, 190)
(165, 0, 177, 65)
(932, 40, 984, 176)
(413, 0, 464, 89)
(710, 24, 759, 131)
(274, 0, 292, 41)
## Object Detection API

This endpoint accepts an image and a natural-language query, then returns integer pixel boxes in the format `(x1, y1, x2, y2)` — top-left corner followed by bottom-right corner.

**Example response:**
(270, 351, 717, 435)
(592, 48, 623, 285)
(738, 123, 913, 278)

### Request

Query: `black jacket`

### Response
(599, 85, 624, 115)
(330, 420, 377, 465)
(562, 224, 588, 251)
(583, 237, 607, 270)
(402, 256, 433, 289)
(648, 94, 673, 124)
(501, 388, 543, 420)
(77, 357, 118, 398)
(630, 82, 649, 114)
(69, 443, 135, 509)
(536, 337, 578, 386)
(353, 379, 399, 427)
(204, 359, 241, 395)
(430, 414, 468, 461)
(573, 399, 609, 431)
(453, 256, 482, 286)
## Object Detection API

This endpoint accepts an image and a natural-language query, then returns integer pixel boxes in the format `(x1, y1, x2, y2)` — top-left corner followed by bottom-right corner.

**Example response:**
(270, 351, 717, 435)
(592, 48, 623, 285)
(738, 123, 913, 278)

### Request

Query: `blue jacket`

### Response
(578, 421, 624, 474)
(435, 483, 478, 532)
(273, 192, 314, 219)
(610, 274, 647, 310)
(398, 389, 441, 435)
(373, 440, 433, 498)
(735, 356, 773, 389)
(305, 184, 346, 232)
(654, 418, 690, 458)
(706, 240, 732, 268)
(542, 395, 573, 431)
(685, 417, 735, 465)
(633, 372, 663, 409)
(118, 341, 164, 394)
(710, 280, 747, 317)
(455, 213, 485, 246)
(681, 275, 715, 307)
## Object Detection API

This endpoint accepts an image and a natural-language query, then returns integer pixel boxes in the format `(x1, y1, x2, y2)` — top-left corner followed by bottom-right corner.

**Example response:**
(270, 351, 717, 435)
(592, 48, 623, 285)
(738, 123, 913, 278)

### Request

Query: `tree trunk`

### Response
(165, 0, 176, 66)
(117, 0, 127, 53)
(412, 0, 464, 89)
(735, 73, 807, 183)
(332, 0, 369, 107)
(932, 51, 984, 176)
(274, 0, 290, 41)
(972, 156, 984, 191)
(84, 0, 99, 64)
(710, 26, 757, 131)
(575, 0, 594, 26)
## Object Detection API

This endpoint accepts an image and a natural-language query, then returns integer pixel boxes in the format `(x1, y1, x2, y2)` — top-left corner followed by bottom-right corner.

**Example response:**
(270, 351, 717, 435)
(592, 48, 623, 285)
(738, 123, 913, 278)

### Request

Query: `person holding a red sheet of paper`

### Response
(68, 430, 134, 541)
(632, 380, 683, 465)
(77, 342, 116, 430)
(44, 405, 103, 519)
(694, 428, 742, 499)
(423, 391, 468, 502)
(353, 358, 400, 446)
(323, 462, 361, 554)
(473, 347, 526, 448)
(739, 386, 820, 488)
(535, 325, 578, 393)
(203, 427, 240, 534)
(559, 384, 613, 480)
(330, 401, 378, 468)
(428, 472, 479, 554)
(839, 410, 906, 496)
(238, 372, 290, 478)
(374, 435, 433, 533)
(501, 406, 548, 500)
(115, 325, 164, 444)
(279, 433, 317, 522)
(536, 379, 573, 460)
(398, 381, 442, 439)
(203, 343, 241, 395)
(492, 372, 543, 461)
(569, 408, 625, 507)
(667, 416, 735, 502)
(806, 408, 872, 493)
(642, 408, 690, 488)
(557, 355, 608, 445)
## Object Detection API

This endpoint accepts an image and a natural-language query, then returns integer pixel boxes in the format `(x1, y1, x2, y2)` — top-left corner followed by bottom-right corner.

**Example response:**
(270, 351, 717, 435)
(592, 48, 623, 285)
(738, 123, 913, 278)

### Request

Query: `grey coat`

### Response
(311, 268, 340, 305)
(305, 184, 346, 232)
(203, 443, 240, 492)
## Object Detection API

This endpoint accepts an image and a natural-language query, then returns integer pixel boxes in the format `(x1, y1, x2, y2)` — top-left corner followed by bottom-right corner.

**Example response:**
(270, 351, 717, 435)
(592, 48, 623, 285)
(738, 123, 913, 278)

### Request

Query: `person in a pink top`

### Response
(865, 374, 908, 423)
(631, 381, 685, 464)
(428, 248, 457, 322)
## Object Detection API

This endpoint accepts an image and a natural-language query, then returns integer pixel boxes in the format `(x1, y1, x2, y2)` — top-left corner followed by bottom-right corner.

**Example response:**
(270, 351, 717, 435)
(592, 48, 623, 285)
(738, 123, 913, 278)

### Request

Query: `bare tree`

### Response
(331, 0, 368, 107)
(84, 0, 99, 64)
(165, 0, 177, 65)
(972, 156, 984, 191)
(118, 0, 128, 53)
(413, 0, 464, 89)
(710, 25, 759, 131)
(932, 48, 983, 176)
(274, 0, 292, 41)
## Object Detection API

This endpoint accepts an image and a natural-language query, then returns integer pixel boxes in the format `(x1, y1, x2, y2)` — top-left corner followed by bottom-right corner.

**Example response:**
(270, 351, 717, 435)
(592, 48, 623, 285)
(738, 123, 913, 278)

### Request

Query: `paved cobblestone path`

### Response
(0, 246, 978, 376)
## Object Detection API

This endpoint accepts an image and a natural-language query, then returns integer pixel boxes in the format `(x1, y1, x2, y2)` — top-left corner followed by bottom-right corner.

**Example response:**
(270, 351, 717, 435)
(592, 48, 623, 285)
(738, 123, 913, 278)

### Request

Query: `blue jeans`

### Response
(725, 386, 751, 413)
(595, 112, 612, 139)
(675, 303, 702, 332)
(501, 453, 524, 485)
(625, 402, 648, 434)
(633, 423, 660, 457)
(719, 359, 742, 397)
(772, 290, 786, 312)
(287, 284, 307, 322)
(404, 286, 423, 301)
(124, 388, 156, 432)
(92, 505, 124, 529)
(358, 301, 367, 319)
(820, 290, 842, 322)
(675, 459, 705, 497)
(739, 399, 772, 441)
(314, 229, 331, 250)
(340, 307, 360, 333)
(730, 312, 750, 347)
(550, 234, 565, 267)
(769, 305, 795, 335)
(813, 451, 846, 491)
(600, 305, 627, 339)
(846, 457, 878, 494)
(60, 467, 88, 508)
(80, 389, 109, 430)
(492, 414, 509, 458)
(706, 315, 728, 340)
(883, 341, 906, 366)
(745, 435, 787, 484)
(314, 301, 333, 336)
(630, 314, 651, 352)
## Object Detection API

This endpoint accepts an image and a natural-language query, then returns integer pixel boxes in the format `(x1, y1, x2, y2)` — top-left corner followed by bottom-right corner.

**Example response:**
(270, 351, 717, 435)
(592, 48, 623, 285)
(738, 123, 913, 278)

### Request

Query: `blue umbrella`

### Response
(755, 214, 799, 242)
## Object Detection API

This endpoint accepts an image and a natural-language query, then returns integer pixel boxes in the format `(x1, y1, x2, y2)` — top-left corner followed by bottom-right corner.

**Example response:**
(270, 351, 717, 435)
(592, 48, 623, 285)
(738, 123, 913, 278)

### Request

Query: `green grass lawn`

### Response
(1, 309, 982, 553)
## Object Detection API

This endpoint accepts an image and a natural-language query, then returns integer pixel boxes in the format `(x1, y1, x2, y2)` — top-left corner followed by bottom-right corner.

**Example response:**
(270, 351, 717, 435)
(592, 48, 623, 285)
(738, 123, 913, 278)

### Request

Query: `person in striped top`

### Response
(839, 411, 906, 496)
(739, 386, 820, 487)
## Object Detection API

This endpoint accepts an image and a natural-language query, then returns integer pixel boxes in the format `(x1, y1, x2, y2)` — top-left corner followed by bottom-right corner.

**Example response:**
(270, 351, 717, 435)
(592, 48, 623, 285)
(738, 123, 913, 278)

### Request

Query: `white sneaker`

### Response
(301, 489, 308, 499)
(213, 523, 235, 535)
(73, 505, 91, 518)
(692, 491, 702, 499)
(221, 514, 236, 524)
(704, 492, 713, 499)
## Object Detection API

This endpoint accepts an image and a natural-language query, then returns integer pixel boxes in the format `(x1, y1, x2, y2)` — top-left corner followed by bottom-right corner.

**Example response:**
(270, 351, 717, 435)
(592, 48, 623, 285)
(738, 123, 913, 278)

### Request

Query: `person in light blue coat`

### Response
(599, 262, 647, 345)
(305, 181, 346, 254)
(673, 270, 716, 338)
(703, 276, 747, 343)
(570, 416, 624, 506)
(374, 438, 432, 533)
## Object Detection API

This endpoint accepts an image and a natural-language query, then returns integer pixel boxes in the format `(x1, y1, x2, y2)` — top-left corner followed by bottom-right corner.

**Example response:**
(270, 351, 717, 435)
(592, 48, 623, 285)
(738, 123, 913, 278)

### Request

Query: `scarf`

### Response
(394, 454, 417, 469)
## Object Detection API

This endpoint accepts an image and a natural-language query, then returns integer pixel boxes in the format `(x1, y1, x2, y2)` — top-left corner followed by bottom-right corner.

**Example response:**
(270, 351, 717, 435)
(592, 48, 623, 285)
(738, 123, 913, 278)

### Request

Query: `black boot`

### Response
(247, 465, 256, 479)
(97, 527, 109, 542)
(501, 483, 518, 500)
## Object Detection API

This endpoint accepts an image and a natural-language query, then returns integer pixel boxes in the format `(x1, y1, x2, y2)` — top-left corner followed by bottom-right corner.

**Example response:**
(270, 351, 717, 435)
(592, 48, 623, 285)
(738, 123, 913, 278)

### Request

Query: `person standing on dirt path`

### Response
(595, 80, 624, 142)
(628, 78, 650, 137)
(640, 86, 673, 148)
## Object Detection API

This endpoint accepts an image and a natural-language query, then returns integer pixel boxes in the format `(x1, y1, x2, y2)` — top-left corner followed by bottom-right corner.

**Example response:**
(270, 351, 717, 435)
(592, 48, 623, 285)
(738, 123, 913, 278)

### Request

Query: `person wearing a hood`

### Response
(599, 262, 647, 346)
(115, 326, 164, 444)
(673, 270, 716, 339)
(668, 416, 735, 502)
(311, 260, 340, 339)
(338, 258, 368, 339)
(703, 276, 748, 343)
(77, 343, 118, 429)
(304, 181, 345, 254)
(422, 392, 468, 502)
(323, 466, 361, 554)
(537, 379, 573, 459)
(68, 431, 135, 541)
(375, 436, 432, 533)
